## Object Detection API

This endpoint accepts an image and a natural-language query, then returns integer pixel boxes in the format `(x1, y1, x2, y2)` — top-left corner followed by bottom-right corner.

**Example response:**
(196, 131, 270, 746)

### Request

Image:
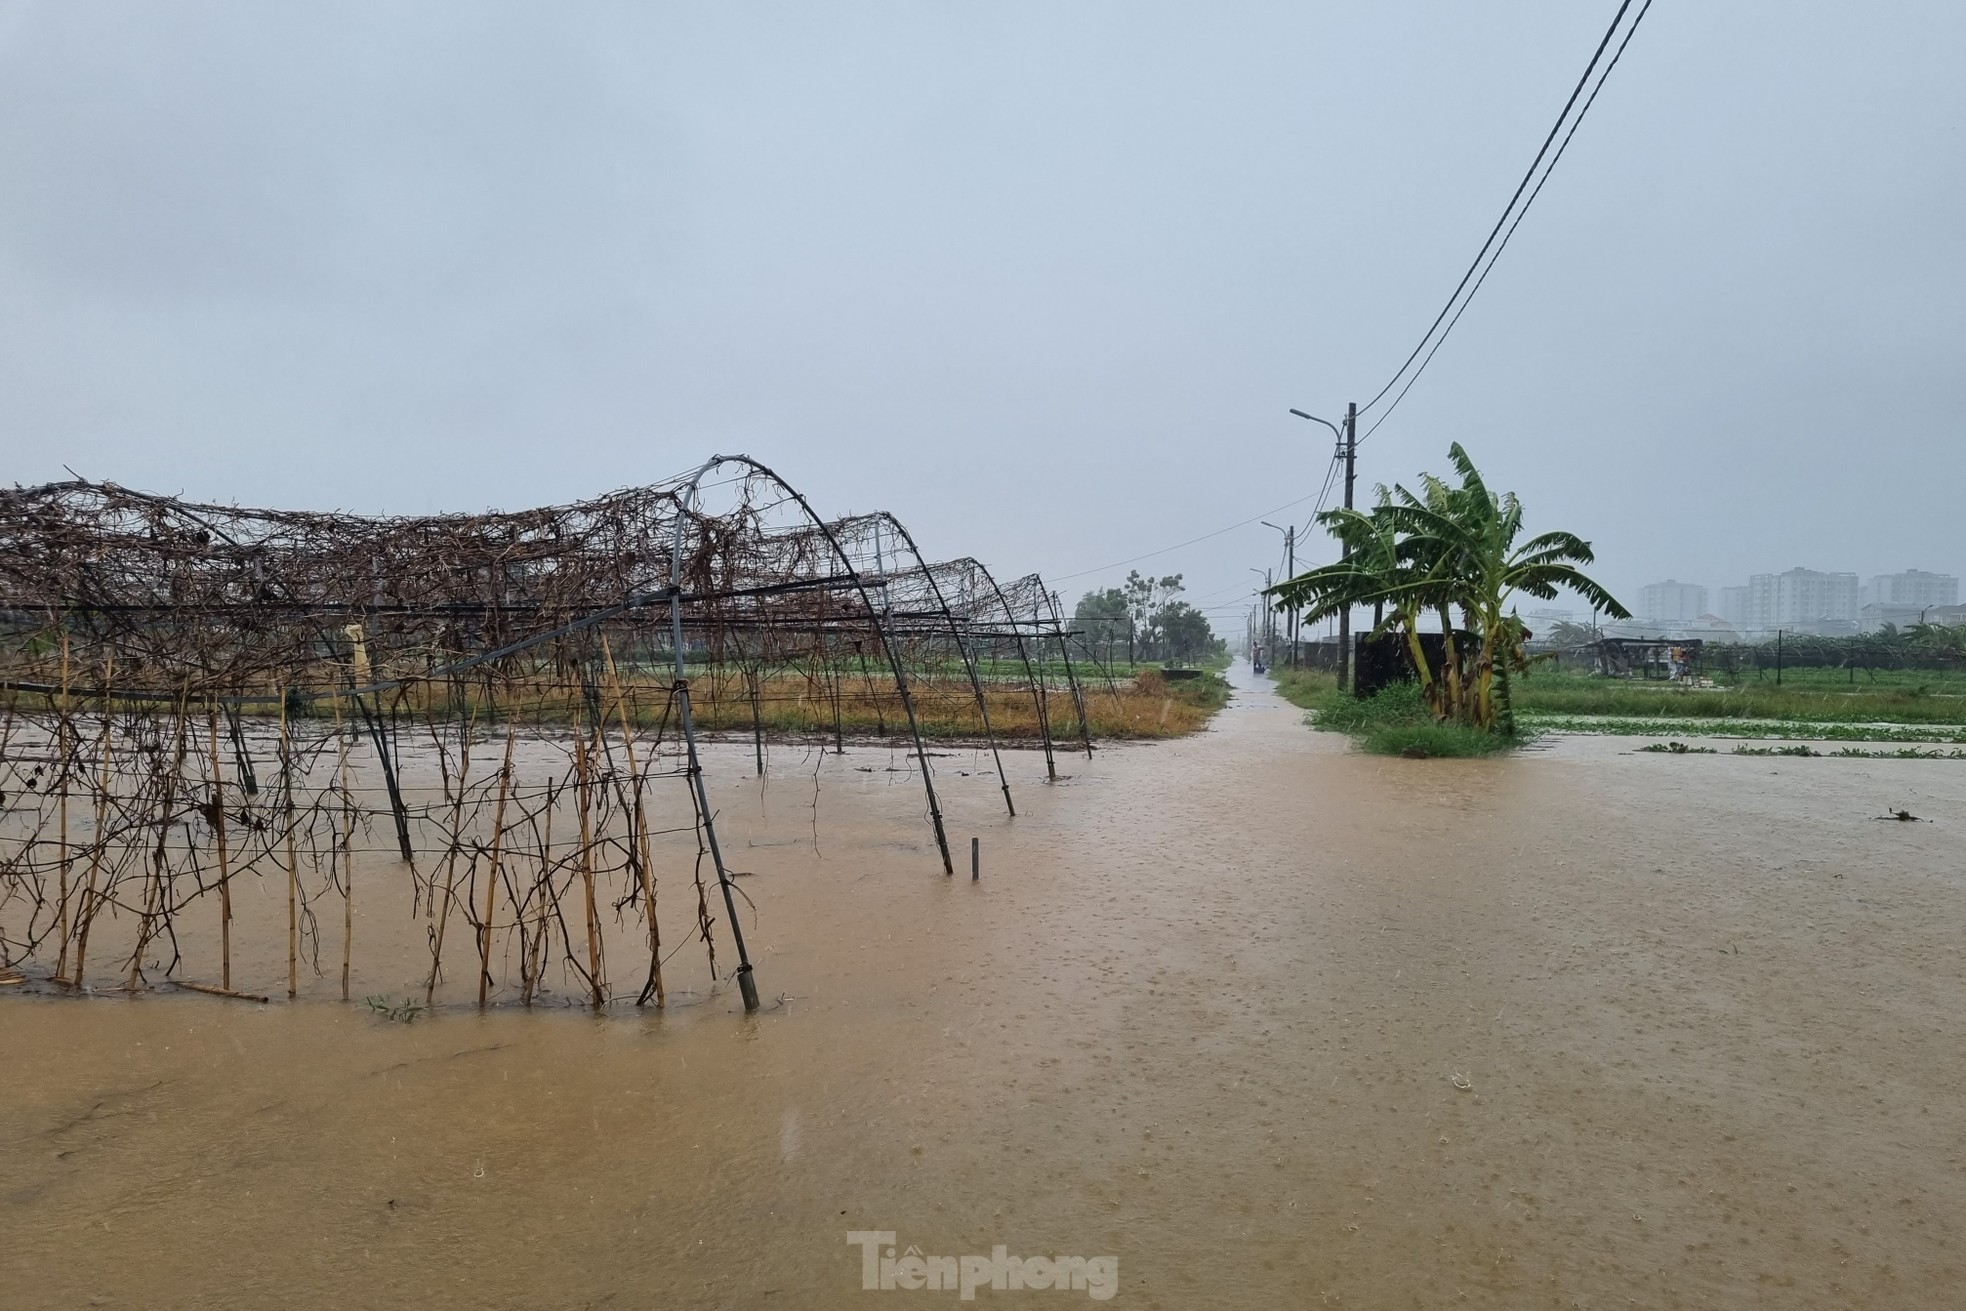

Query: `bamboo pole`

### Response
(54, 632, 71, 978)
(280, 692, 299, 999)
(523, 785, 553, 1007)
(130, 701, 190, 992)
(478, 729, 514, 1007)
(67, 657, 114, 989)
(336, 698, 354, 1002)
(601, 640, 662, 1007)
(574, 735, 604, 1009)
(425, 716, 473, 1006)
(172, 979, 269, 1003)
(208, 705, 232, 992)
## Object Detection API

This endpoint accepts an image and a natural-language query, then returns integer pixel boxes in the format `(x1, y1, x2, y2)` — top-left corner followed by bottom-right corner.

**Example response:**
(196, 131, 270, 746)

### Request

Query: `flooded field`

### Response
(5, 664, 1964, 1308)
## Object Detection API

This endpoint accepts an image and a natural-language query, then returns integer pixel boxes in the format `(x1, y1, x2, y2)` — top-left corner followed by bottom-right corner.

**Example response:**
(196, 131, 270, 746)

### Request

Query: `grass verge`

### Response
(1512, 670, 1966, 726)
(1272, 669, 1521, 758)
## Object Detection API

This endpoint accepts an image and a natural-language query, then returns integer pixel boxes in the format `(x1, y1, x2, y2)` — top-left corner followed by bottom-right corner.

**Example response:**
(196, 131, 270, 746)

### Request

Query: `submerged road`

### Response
(6, 661, 1964, 1307)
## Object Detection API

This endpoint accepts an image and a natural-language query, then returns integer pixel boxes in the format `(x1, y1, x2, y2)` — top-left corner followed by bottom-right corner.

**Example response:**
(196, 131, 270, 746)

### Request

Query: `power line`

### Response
(1362, 0, 1655, 444)
(1048, 487, 1331, 584)
(1357, 0, 1645, 425)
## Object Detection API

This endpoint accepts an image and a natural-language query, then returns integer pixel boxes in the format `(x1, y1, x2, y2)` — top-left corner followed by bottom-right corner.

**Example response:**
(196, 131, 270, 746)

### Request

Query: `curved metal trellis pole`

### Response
(973, 560, 1058, 782)
(683, 456, 957, 881)
(670, 467, 760, 1013)
(1038, 584, 1095, 759)
(876, 517, 1016, 818)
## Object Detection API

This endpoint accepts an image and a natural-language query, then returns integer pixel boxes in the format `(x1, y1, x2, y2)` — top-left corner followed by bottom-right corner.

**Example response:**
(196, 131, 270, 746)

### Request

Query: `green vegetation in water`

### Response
(1521, 714, 1966, 745)
(1735, 744, 1966, 760)
(1511, 670, 1966, 726)
(1637, 741, 1716, 754)
(365, 995, 426, 1024)
(1273, 669, 1522, 758)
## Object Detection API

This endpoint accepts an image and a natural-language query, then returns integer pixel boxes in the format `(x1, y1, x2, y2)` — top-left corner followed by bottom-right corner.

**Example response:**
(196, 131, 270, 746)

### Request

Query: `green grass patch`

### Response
(1520, 714, 1966, 744)
(1276, 674, 1521, 758)
(1512, 670, 1966, 726)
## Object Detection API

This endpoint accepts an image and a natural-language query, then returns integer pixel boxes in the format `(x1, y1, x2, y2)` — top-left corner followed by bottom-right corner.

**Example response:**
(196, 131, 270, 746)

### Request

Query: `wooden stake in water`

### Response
(971, 836, 980, 882)
(574, 735, 604, 1009)
(208, 705, 233, 992)
(130, 703, 190, 992)
(336, 698, 354, 1002)
(425, 716, 474, 1006)
(523, 785, 554, 1007)
(69, 656, 113, 989)
(601, 640, 662, 1008)
(54, 632, 71, 978)
(479, 729, 514, 1008)
(280, 694, 299, 1000)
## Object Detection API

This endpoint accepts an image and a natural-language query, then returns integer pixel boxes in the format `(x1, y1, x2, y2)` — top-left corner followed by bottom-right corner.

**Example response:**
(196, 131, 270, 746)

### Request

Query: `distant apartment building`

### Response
(1716, 586, 1751, 625)
(1861, 569, 1958, 610)
(1638, 580, 1707, 623)
(1747, 568, 1859, 633)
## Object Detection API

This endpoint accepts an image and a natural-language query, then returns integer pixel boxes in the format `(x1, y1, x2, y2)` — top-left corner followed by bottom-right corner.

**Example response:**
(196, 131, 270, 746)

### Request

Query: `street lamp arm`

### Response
(1288, 408, 1344, 442)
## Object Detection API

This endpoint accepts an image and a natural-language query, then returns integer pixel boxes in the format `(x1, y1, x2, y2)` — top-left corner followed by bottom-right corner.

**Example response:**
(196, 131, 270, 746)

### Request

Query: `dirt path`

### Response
(5, 663, 1962, 1307)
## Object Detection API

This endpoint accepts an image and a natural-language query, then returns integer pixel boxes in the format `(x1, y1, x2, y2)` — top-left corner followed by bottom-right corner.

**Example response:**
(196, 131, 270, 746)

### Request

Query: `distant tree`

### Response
(1122, 571, 1184, 643)
(1542, 619, 1599, 648)
(1080, 573, 1190, 662)
(1074, 586, 1132, 662)
(1154, 601, 1220, 662)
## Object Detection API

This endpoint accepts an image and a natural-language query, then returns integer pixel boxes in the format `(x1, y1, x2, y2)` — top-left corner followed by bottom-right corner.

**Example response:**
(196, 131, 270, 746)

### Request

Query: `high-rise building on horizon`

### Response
(1638, 580, 1708, 623)
(1862, 569, 1958, 610)
(1748, 568, 1859, 633)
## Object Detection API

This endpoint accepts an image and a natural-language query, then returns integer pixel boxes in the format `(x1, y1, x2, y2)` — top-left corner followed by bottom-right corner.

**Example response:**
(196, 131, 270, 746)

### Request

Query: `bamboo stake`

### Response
(575, 735, 604, 1009)
(208, 705, 232, 992)
(479, 729, 514, 1007)
(54, 632, 71, 978)
(336, 697, 353, 1002)
(280, 692, 298, 999)
(601, 640, 662, 1007)
(523, 785, 554, 1006)
(425, 716, 473, 1006)
(68, 657, 113, 989)
(130, 701, 190, 992)
(173, 979, 268, 1003)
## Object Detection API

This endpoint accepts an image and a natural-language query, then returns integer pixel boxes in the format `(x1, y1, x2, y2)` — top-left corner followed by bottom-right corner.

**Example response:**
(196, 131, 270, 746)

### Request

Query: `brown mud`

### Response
(4, 665, 1963, 1307)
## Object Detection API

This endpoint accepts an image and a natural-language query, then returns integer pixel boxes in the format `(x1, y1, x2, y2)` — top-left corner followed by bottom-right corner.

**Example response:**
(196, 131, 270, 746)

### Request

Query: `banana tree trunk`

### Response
(1438, 607, 1464, 725)
(1399, 607, 1438, 715)
(1473, 623, 1500, 732)
(1494, 661, 1517, 736)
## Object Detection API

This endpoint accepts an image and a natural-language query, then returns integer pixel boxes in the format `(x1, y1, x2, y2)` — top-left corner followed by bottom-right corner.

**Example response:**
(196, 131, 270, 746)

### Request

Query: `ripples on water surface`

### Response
(6, 666, 1964, 1307)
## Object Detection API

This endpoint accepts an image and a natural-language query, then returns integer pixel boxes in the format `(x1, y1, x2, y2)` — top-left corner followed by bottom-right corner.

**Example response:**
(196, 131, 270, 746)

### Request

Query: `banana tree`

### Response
(1269, 442, 1629, 735)
(1270, 499, 1444, 708)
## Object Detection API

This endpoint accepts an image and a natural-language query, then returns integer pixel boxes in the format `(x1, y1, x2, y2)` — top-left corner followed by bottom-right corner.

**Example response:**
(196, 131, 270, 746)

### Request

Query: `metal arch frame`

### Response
(1035, 581, 1095, 760)
(947, 556, 1059, 784)
(862, 515, 1016, 819)
(672, 456, 957, 886)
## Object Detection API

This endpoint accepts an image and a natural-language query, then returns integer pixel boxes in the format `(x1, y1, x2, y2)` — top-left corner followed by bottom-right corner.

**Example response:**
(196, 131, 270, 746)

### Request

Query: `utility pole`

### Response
(1337, 402, 1357, 691)
(1286, 402, 1357, 689)
(1285, 525, 1296, 666)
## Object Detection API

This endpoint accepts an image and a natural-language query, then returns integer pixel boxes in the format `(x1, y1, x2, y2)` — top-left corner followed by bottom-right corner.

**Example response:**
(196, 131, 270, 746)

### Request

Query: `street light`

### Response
(1260, 520, 1298, 667)
(1288, 405, 1358, 689)
(1288, 408, 1343, 441)
(1248, 567, 1274, 662)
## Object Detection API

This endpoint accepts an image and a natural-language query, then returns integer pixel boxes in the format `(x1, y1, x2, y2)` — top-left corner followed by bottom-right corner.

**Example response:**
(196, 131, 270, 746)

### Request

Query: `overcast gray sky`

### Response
(2, 2, 1960, 628)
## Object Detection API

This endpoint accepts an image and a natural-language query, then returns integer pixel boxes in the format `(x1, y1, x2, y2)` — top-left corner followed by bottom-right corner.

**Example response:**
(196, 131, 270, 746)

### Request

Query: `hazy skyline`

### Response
(2, 2, 1960, 631)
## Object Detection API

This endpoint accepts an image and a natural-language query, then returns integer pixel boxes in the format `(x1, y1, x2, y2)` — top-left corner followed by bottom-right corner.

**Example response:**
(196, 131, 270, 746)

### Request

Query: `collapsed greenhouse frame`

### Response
(0, 455, 1092, 1013)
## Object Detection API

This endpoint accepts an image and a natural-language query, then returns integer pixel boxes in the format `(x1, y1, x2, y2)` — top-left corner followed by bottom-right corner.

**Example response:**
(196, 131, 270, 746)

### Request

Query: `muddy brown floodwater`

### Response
(5, 664, 1964, 1308)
